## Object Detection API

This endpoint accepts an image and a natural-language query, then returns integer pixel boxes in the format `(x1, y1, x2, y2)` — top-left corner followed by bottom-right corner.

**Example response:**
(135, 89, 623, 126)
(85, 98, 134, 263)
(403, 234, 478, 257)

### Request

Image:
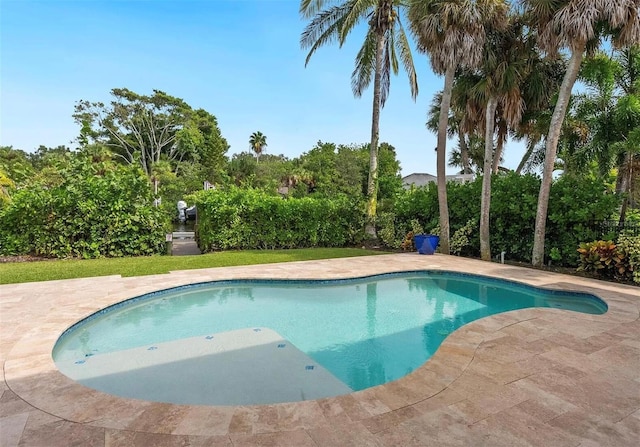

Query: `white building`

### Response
(402, 173, 475, 189)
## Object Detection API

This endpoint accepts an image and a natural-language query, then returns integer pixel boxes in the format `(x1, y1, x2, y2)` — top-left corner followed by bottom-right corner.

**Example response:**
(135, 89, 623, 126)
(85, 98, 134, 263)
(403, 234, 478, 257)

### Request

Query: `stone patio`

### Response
(1, 253, 638, 446)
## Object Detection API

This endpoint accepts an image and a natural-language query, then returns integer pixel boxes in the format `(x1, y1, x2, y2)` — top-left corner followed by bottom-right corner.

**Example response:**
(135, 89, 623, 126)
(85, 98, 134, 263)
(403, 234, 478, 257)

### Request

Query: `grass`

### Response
(0, 248, 388, 285)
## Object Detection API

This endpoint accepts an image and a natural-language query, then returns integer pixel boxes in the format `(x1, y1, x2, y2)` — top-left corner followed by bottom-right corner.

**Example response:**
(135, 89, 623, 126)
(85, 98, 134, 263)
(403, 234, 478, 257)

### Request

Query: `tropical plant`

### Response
(409, 0, 508, 254)
(451, 218, 477, 256)
(0, 150, 168, 258)
(617, 232, 640, 283)
(426, 90, 478, 175)
(568, 46, 640, 222)
(300, 0, 419, 238)
(73, 88, 229, 178)
(519, 0, 640, 267)
(249, 131, 268, 163)
(0, 169, 14, 208)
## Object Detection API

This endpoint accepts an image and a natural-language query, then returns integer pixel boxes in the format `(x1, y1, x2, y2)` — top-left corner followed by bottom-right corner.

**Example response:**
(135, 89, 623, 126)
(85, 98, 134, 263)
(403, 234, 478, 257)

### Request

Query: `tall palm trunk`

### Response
(532, 46, 585, 266)
(618, 151, 634, 225)
(492, 121, 507, 174)
(437, 64, 456, 254)
(515, 139, 535, 175)
(365, 31, 386, 238)
(481, 95, 498, 261)
(459, 128, 471, 174)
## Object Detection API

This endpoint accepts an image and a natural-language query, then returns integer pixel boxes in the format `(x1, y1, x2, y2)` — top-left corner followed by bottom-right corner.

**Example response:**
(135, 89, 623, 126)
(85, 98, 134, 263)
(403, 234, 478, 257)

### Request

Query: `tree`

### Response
(521, 0, 640, 267)
(0, 169, 14, 208)
(569, 47, 640, 221)
(249, 131, 268, 162)
(0, 146, 34, 185)
(513, 56, 567, 174)
(409, 0, 508, 254)
(301, 0, 419, 238)
(73, 88, 228, 178)
(426, 90, 475, 175)
(458, 14, 538, 261)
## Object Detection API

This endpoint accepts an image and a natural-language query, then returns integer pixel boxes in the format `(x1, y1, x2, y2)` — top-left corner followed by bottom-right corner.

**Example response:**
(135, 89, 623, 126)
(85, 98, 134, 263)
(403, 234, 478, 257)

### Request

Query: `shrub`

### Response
(616, 232, 640, 283)
(0, 155, 168, 258)
(577, 239, 635, 282)
(548, 175, 621, 266)
(377, 212, 403, 249)
(451, 219, 477, 256)
(193, 187, 365, 251)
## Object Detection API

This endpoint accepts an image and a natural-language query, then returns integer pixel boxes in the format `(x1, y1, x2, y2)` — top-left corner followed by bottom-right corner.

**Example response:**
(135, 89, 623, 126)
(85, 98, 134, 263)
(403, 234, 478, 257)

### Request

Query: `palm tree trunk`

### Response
(532, 47, 584, 267)
(436, 64, 456, 255)
(492, 122, 507, 174)
(365, 31, 386, 239)
(515, 139, 535, 175)
(459, 128, 471, 174)
(481, 96, 498, 261)
(618, 151, 633, 225)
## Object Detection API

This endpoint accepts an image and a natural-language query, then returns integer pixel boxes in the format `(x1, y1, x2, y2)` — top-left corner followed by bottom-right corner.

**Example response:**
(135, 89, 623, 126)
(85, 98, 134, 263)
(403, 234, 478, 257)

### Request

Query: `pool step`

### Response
(55, 328, 352, 406)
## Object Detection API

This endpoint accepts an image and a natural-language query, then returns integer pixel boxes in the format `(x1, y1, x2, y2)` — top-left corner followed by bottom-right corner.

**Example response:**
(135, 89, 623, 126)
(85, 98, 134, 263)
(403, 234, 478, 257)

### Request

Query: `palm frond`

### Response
(339, 0, 374, 44)
(301, 3, 353, 66)
(351, 27, 378, 97)
(300, 0, 341, 18)
(380, 33, 392, 106)
(395, 15, 418, 100)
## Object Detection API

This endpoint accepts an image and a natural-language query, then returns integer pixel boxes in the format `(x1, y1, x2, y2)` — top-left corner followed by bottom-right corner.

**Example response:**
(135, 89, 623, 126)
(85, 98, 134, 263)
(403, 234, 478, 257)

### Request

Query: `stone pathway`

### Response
(1, 254, 638, 446)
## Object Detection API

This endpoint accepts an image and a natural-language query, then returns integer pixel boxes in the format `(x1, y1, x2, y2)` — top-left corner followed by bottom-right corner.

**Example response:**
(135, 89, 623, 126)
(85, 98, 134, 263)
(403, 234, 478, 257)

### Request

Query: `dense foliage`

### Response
(194, 187, 364, 251)
(578, 234, 640, 284)
(74, 88, 229, 182)
(0, 150, 168, 258)
(381, 173, 620, 266)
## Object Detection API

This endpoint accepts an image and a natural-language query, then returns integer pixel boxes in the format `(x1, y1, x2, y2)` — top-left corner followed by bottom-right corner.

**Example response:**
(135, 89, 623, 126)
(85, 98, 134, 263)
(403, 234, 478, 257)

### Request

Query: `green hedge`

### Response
(194, 187, 365, 251)
(0, 158, 168, 258)
(385, 173, 621, 266)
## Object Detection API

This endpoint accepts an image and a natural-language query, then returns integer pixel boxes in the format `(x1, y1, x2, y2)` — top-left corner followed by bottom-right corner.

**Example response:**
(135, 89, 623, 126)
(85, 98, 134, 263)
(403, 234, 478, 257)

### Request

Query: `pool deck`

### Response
(1, 253, 638, 446)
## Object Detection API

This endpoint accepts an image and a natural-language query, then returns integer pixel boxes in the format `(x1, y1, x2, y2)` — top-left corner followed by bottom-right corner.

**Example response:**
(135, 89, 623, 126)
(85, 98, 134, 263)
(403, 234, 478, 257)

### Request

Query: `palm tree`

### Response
(409, 0, 508, 254)
(474, 15, 535, 261)
(300, 0, 419, 238)
(426, 90, 475, 175)
(520, 0, 639, 267)
(249, 131, 267, 163)
(513, 56, 567, 174)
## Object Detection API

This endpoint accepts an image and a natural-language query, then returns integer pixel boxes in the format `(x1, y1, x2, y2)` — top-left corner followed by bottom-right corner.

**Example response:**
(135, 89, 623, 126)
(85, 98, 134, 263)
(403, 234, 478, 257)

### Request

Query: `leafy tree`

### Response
(249, 131, 268, 163)
(73, 88, 228, 178)
(29, 145, 73, 171)
(296, 140, 401, 201)
(298, 141, 340, 195)
(520, 0, 639, 267)
(228, 151, 258, 186)
(0, 169, 14, 208)
(227, 151, 295, 191)
(301, 0, 419, 238)
(567, 47, 640, 221)
(371, 142, 402, 205)
(0, 146, 34, 185)
(409, 0, 508, 254)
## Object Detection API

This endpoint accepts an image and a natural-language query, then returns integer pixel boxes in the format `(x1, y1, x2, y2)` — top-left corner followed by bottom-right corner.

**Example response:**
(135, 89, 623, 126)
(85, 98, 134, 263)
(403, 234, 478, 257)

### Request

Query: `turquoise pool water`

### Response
(53, 271, 606, 393)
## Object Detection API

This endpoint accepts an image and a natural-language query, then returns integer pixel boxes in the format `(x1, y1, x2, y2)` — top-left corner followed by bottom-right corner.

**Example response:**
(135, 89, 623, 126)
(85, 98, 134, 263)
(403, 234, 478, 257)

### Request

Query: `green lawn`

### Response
(0, 248, 388, 285)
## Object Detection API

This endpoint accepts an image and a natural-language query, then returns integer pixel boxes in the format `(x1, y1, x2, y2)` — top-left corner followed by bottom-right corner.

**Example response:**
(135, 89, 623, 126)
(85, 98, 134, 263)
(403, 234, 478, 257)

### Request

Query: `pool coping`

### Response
(1, 253, 639, 445)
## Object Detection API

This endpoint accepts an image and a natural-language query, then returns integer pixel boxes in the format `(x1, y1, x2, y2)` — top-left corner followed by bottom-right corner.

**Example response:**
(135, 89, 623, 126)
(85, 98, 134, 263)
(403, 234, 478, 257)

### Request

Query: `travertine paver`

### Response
(1, 253, 638, 446)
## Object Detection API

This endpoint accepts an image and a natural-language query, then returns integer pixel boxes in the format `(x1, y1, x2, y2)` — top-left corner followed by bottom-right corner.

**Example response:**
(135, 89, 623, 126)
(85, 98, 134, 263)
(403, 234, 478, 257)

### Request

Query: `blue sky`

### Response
(1, 0, 526, 176)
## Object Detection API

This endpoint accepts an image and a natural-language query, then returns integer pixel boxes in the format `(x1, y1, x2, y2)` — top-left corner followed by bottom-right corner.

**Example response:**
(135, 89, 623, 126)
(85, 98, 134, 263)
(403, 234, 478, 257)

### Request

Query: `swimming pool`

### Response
(53, 271, 606, 405)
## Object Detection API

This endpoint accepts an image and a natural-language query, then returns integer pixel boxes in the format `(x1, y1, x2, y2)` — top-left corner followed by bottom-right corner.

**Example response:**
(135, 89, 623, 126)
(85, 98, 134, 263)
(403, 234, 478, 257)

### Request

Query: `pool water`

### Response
(53, 271, 606, 396)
